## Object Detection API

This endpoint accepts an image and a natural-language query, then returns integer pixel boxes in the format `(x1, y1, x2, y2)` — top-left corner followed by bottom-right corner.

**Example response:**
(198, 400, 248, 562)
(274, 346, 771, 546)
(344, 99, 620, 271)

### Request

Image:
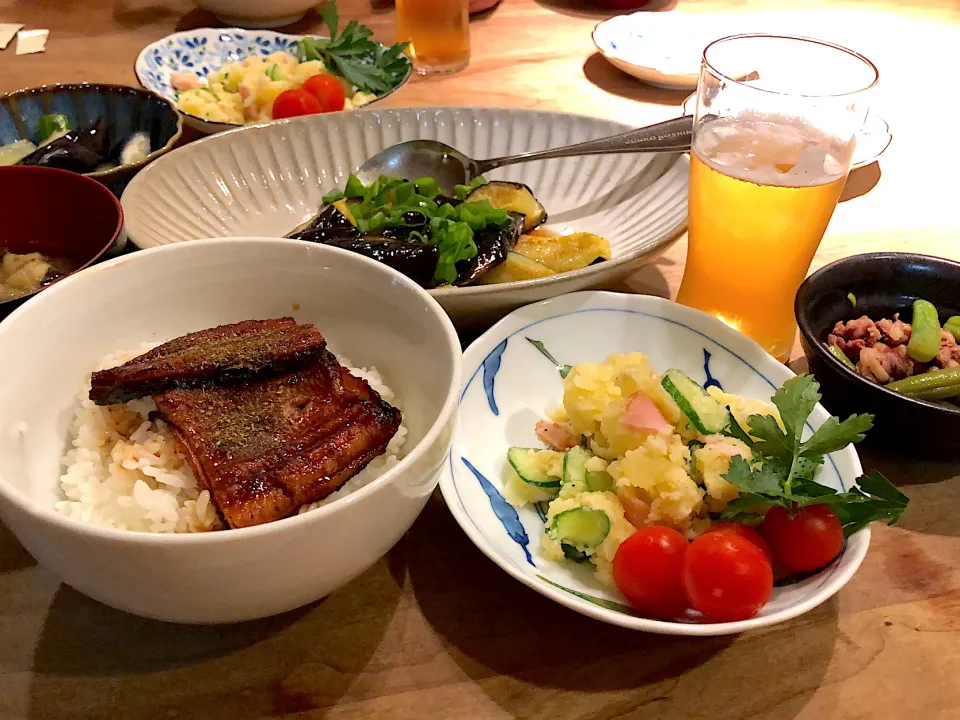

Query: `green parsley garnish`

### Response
(294, 1, 411, 95)
(720, 374, 908, 536)
(322, 174, 510, 285)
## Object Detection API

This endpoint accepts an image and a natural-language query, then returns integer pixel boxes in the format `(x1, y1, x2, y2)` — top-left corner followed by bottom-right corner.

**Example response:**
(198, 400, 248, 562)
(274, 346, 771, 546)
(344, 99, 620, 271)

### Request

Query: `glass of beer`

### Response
(396, 0, 470, 75)
(676, 34, 877, 361)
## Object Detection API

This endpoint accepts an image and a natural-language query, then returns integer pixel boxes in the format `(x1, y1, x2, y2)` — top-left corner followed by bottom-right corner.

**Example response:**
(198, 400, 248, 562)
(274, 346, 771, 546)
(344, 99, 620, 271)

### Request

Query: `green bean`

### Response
(887, 367, 960, 399)
(827, 343, 856, 370)
(906, 299, 941, 363)
(945, 316, 960, 342)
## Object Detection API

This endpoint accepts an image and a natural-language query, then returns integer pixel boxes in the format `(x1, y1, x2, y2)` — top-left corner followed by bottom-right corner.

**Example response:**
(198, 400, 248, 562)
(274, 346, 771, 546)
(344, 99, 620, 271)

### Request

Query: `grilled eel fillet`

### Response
(153, 349, 402, 529)
(89, 318, 326, 406)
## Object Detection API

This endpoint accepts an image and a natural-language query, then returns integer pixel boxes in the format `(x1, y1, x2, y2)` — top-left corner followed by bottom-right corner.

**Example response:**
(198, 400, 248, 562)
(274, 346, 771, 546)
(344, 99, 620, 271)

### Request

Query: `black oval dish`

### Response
(795, 252, 960, 457)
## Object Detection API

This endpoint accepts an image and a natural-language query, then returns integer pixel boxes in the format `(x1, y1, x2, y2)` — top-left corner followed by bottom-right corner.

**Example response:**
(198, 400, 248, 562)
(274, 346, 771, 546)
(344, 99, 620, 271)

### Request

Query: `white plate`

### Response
(121, 107, 689, 330)
(440, 291, 870, 636)
(680, 94, 892, 169)
(592, 13, 741, 89)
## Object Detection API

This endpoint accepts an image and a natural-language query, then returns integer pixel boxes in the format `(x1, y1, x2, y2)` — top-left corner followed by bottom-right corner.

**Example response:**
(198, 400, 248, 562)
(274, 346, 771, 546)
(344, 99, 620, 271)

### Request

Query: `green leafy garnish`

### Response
(454, 176, 490, 201)
(320, 173, 510, 284)
(720, 374, 908, 536)
(295, 0, 411, 95)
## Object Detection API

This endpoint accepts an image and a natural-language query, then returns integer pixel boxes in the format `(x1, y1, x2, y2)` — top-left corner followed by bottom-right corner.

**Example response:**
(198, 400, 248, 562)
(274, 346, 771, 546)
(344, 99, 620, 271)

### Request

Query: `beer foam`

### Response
(694, 114, 852, 188)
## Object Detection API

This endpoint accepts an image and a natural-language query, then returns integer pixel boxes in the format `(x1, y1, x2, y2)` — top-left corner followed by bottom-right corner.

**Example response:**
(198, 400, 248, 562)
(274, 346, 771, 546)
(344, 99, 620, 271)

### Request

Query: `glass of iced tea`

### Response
(396, 0, 470, 75)
(676, 34, 877, 361)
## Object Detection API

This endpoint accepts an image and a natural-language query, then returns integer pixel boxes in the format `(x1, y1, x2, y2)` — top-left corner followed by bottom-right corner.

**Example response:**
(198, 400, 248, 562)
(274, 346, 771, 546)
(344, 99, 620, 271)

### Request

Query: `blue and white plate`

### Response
(135, 28, 412, 135)
(440, 291, 871, 636)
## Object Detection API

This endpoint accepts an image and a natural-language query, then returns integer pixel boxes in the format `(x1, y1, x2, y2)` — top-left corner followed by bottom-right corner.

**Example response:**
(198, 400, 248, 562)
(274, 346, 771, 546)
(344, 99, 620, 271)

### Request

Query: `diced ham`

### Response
(620, 392, 673, 434)
(617, 486, 650, 529)
(857, 343, 916, 383)
(170, 72, 201, 91)
(535, 421, 578, 451)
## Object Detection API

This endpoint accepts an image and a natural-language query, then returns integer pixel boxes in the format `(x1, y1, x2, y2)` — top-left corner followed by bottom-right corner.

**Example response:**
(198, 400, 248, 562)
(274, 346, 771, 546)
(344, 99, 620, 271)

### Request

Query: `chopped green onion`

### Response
(37, 114, 70, 143)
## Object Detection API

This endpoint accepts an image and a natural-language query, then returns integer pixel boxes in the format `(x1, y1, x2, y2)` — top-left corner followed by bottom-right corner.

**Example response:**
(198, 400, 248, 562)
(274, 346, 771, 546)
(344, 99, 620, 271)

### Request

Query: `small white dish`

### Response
(592, 13, 727, 90)
(121, 106, 690, 330)
(440, 291, 870, 636)
(0, 238, 461, 623)
(680, 94, 892, 169)
(192, 0, 317, 28)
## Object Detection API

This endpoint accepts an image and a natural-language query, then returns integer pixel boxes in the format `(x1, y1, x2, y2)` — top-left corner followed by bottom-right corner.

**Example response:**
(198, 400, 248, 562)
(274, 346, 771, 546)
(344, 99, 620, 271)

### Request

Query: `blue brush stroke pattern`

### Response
(462, 457, 534, 566)
(702, 348, 723, 391)
(482, 339, 508, 416)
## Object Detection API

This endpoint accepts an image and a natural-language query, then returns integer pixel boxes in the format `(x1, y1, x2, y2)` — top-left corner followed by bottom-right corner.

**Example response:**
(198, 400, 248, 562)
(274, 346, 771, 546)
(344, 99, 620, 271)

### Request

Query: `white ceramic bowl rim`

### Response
(441, 291, 871, 635)
(134, 28, 412, 132)
(0, 237, 462, 546)
(121, 105, 689, 296)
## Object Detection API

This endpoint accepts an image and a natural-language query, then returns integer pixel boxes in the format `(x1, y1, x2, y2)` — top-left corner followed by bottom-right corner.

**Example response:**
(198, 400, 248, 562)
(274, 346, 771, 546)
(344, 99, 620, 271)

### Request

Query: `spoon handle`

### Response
(473, 115, 694, 176)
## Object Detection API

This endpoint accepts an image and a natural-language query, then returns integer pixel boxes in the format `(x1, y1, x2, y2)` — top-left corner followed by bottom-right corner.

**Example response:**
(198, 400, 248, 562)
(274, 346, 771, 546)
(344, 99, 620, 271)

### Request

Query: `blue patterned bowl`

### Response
(135, 28, 412, 135)
(440, 290, 872, 636)
(0, 83, 182, 195)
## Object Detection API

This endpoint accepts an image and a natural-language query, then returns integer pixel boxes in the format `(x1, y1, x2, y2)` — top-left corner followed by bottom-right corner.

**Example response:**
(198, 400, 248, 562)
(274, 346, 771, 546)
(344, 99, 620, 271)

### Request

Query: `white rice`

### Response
(54, 346, 407, 533)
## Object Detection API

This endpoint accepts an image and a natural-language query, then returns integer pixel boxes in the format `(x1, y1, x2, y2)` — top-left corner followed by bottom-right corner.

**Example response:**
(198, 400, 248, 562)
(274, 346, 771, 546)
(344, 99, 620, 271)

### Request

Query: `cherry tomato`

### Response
(762, 504, 844, 574)
(612, 526, 689, 619)
(272, 89, 323, 119)
(705, 522, 774, 565)
(303, 74, 346, 113)
(683, 531, 773, 622)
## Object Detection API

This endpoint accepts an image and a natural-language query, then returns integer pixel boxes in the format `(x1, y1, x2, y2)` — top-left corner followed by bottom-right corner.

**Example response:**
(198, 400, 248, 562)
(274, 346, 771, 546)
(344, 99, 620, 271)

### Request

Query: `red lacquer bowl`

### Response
(0, 166, 123, 317)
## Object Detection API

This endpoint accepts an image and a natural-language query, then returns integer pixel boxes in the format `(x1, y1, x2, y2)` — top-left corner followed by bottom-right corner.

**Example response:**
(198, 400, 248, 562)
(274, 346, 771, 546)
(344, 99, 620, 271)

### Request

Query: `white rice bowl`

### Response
(55, 345, 408, 533)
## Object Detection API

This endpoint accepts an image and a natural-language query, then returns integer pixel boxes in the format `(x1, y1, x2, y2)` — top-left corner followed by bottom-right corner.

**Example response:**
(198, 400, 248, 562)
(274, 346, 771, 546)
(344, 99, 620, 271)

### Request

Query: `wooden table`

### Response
(1, 0, 958, 718)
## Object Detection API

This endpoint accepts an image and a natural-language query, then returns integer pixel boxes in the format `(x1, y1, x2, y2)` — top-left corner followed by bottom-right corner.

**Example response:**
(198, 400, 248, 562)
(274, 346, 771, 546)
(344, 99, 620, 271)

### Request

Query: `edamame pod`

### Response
(886, 367, 960, 398)
(827, 344, 856, 370)
(906, 300, 941, 363)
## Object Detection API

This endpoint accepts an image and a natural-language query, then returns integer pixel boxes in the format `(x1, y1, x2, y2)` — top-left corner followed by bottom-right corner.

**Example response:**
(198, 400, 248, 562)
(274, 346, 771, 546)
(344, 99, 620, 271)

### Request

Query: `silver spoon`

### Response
(355, 115, 693, 193)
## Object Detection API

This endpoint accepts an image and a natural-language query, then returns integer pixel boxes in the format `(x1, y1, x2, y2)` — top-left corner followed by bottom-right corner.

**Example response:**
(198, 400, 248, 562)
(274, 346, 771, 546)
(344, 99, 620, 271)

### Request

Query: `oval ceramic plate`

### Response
(135, 28, 411, 135)
(121, 107, 689, 330)
(680, 94, 891, 169)
(440, 291, 870, 636)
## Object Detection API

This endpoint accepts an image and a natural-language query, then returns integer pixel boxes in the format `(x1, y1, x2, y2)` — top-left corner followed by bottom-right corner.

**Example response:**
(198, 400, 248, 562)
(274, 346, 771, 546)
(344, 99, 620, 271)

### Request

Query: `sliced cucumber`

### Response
(562, 446, 591, 488)
(661, 369, 731, 435)
(507, 447, 561, 488)
(550, 507, 610, 549)
(585, 470, 614, 492)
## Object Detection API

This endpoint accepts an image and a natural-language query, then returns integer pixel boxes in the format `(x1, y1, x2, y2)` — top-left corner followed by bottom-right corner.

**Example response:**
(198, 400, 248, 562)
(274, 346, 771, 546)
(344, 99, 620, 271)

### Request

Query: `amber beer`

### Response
(396, 0, 470, 75)
(677, 114, 851, 361)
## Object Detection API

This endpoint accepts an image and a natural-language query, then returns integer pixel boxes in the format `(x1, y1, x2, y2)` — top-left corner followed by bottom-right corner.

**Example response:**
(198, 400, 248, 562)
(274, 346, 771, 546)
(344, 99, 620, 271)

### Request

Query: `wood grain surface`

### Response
(0, 0, 958, 718)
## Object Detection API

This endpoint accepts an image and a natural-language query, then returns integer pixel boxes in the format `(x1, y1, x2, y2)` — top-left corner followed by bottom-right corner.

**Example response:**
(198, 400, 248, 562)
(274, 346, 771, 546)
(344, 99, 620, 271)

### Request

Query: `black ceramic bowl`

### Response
(795, 252, 960, 457)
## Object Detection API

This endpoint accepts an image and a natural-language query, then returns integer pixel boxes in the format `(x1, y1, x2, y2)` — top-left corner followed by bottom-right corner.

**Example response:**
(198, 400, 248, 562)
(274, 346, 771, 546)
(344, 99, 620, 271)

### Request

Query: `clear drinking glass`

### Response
(676, 34, 878, 361)
(396, 0, 471, 75)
